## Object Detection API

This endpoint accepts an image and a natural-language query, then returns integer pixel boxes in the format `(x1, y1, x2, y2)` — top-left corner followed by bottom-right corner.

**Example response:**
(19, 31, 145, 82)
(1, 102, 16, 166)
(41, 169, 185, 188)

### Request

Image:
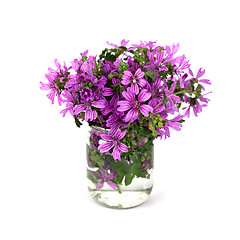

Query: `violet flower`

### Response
(93, 166, 117, 190)
(182, 94, 209, 118)
(122, 68, 146, 94)
(189, 68, 211, 90)
(60, 91, 78, 117)
(107, 39, 129, 49)
(98, 129, 128, 161)
(165, 81, 182, 104)
(80, 87, 93, 102)
(73, 99, 106, 121)
(157, 115, 183, 139)
(106, 113, 129, 134)
(145, 78, 162, 98)
(117, 89, 153, 122)
(183, 98, 205, 118)
(40, 74, 64, 106)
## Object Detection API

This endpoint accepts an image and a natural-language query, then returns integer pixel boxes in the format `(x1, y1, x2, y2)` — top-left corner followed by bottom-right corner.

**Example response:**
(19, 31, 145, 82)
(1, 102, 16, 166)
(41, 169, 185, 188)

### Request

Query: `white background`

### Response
(0, 0, 239, 239)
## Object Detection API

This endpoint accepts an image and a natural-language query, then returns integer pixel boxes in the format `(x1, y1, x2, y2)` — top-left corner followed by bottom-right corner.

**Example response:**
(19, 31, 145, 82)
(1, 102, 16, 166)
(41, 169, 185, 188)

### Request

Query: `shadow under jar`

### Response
(86, 126, 154, 209)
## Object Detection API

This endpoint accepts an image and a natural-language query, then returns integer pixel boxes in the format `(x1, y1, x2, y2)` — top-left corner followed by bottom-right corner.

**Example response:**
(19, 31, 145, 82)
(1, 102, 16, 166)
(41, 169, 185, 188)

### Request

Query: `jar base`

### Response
(88, 187, 153, 209)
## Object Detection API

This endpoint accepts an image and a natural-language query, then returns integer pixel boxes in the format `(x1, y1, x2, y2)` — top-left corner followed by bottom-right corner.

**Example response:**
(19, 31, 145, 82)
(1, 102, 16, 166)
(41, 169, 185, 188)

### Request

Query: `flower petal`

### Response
(100, 166, 107, 177)
(122, 90, 135, 102)
(138, 89, 151, 103)
(85, 106, 94, 121)
(102, 87, 114, 96)
(196, 68, 205, 78)
(122, 78, 131, 86)
(199, 79, 211, 85)
(170, 94, 182, 103)
(117, 101, 133, 111)
(114, 129, 127, 140)
(98, 142, 114, 153)
(139, 104, 153, 117)
(188, 68, 194, 77)
(100, 134, 115, 141)
(168, 121, 182, 131)
(106, 181, 117, 190)
(92, 100, 106, 108)
(184, 106, 191, 118)
(73, 104, 85, 115)
(80, 61, 88, 73)
(110, 93, 119, 107)
(134, 68, 145, 79)
(96, 180, 104, 189)
(93, 172, 103, 179)
(112, 146, 121, 161)
(130, 83, 139, 94)
(118, 142, 128, 152)
(156, 51, 164, 64)
(137, 78, 147, 87)
(107, 169, 117, 180)
(125, 108, 138, 122)
(123, 71, 133, 79)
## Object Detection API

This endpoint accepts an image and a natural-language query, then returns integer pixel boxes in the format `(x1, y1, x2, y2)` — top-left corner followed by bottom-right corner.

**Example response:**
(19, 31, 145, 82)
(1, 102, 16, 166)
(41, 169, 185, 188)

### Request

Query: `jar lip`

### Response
(91, 125, 109, 134)
(91, 125, 109, 131)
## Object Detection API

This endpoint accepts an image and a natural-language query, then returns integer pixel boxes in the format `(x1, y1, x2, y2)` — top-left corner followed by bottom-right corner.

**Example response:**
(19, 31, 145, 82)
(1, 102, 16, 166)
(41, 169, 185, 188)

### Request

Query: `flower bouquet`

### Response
(40, 40, 211, 208)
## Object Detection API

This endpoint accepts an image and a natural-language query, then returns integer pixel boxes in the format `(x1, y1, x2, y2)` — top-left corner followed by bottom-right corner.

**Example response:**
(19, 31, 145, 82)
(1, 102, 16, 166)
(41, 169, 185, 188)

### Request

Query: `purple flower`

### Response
(175, 55, 191, 72)
(148, 98, 165, 115)
(60, 91, 78, 117)
(106, 113, 129, 134)
(189, 68, 211, 90)
(145, 78, 162, 98)
(73, 99, 106, 121)
(80, 87, 93, 102)
(40, 59, 72, 106)
(80, 61, 89, 73)
(120, 39, 129, 47)
(182, 96, 206, 118)
(106, 39, 129, 49)
(80, 49, 88, 57)
(93, 166, 117, 190)
(48, 59, 71, 80)
(98, 129, 128, 161)
(146, 51, 168, 71)
(40, 74, 64, 106)
(165, 81, 182, 103)
(117, 89, 153, 122)
(165, 43, 180, 58)
(156, 115, 183, 139)
(166, 115, 183, 131)
(122, 68, 146, 94)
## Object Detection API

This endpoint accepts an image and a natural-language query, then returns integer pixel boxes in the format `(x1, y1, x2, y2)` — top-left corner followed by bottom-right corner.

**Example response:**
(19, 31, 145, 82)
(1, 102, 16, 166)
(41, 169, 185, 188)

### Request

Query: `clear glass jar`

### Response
(86, 126, 154, 209)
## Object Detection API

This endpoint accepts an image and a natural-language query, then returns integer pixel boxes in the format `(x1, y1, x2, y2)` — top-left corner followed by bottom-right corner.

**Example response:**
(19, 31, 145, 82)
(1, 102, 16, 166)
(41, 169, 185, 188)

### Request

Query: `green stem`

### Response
(153, 101, 164, 109)
(174, 90, 186, 95)
(117, 184, 122, 194)
(94, 60, 99, 72)
(97, 115, 102, 126)
(134, 131, 144, 144)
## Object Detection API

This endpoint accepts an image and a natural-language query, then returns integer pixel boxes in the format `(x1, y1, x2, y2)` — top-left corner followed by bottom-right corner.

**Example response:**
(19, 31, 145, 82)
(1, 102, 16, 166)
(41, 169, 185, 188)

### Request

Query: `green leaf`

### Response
(117, 171, 124, 184)
(152, 130, 158, 137)
(125, 173, 133, 186)
(146, 69, 157, 81)
(82, 56, 87, 62)
(74, 116, 82, 128)
(117, 184, 122, 194)
(87, 169, 99, 185)
(119, 46, 127, 51)
(89, 151, 105, 168)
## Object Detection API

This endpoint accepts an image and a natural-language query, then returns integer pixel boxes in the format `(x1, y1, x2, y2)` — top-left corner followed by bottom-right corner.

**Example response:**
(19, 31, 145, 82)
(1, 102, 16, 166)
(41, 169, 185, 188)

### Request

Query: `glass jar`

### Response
(86, 126, 154, 209)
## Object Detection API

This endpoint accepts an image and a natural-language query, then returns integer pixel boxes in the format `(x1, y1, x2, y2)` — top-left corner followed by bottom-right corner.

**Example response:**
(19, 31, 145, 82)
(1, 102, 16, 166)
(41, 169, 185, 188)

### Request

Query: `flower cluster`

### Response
(40, 40, 211, 161)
